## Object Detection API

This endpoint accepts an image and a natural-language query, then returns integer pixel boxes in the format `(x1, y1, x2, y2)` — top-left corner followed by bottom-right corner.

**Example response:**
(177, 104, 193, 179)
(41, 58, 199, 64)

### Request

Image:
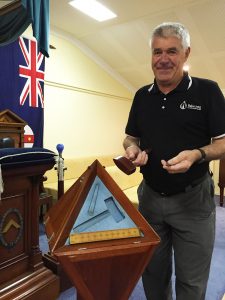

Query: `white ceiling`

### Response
(2, 0, 225, 92)
(49, 0, 225, 92)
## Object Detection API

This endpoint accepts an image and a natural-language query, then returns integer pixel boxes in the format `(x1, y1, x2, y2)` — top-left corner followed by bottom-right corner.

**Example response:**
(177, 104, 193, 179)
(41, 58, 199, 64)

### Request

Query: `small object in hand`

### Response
(113, 156, 136, 175)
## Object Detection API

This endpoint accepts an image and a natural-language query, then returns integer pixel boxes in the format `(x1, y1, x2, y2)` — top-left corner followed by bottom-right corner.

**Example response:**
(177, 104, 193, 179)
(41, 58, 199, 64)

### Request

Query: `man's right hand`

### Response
(125, 145, 148, 167)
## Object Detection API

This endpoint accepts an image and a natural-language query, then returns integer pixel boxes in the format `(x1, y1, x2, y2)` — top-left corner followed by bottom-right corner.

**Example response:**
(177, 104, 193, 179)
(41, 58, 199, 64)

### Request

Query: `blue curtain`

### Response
(0, 0, 49, 57)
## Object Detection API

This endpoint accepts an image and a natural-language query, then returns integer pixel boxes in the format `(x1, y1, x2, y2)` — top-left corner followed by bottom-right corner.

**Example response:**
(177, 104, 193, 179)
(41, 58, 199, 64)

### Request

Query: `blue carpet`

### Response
(39, 197, 225, 300)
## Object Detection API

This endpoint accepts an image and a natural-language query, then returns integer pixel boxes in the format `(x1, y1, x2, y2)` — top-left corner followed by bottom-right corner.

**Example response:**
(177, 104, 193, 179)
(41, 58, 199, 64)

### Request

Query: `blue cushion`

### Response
(0, 147, 56, 167)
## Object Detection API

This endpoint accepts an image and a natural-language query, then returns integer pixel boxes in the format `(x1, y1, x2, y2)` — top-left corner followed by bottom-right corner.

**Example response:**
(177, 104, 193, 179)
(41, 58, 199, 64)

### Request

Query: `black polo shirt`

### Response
(125, 74, 225, 194)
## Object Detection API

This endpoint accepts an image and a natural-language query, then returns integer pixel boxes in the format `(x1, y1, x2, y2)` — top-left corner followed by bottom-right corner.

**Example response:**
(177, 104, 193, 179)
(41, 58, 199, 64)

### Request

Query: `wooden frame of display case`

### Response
(44, 160, 160, 300)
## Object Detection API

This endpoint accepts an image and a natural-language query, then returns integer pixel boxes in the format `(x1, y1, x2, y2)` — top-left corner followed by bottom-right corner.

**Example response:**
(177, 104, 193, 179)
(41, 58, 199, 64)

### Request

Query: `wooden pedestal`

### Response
(0, 161, 59, 300)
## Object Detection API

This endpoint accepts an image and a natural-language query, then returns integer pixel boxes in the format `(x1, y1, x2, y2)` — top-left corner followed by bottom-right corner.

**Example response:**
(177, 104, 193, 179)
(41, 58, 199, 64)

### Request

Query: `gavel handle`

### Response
(57, 157, 65, 199)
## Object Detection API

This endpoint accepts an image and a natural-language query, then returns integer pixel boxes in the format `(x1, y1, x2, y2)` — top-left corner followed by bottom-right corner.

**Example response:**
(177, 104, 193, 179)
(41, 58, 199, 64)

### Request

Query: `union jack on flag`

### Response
(19, 37, 45, 108)
(0, 37, 45, 147)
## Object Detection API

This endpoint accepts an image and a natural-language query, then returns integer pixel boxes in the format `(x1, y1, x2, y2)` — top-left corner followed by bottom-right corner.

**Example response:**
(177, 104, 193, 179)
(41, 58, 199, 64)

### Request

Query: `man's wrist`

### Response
(195, 148, 206, 164)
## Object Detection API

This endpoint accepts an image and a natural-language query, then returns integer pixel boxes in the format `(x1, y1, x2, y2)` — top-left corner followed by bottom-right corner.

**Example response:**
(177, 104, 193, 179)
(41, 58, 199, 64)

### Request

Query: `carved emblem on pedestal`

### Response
(0, 208, 23, 249)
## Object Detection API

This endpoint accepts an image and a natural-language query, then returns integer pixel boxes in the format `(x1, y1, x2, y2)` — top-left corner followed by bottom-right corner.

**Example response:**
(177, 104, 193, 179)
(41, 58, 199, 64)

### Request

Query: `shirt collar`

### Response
(148, 73, 192, 94)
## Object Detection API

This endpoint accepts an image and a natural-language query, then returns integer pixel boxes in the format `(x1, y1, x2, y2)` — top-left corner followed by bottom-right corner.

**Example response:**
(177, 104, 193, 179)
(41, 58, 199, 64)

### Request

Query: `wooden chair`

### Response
(218, 159, 225, 207)
(39, 176, 53, 221)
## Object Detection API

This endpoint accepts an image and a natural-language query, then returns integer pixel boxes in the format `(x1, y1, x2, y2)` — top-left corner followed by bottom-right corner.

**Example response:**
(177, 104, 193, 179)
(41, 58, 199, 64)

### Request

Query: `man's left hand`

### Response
(161, 150, 201, 174)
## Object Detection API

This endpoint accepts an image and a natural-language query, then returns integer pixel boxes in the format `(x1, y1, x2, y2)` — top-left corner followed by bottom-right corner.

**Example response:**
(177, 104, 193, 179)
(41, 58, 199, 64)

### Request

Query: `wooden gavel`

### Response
(113, 148, 150, 175)
(113, 156, 136, 175)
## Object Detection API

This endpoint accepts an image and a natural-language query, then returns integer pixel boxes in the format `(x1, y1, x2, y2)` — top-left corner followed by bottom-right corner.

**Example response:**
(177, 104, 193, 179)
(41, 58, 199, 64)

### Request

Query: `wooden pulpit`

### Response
(0, 148, 60, 300)
(0, 109, 26, 148)
(44, 160, 160, 300)
(218, 159, 225, 207)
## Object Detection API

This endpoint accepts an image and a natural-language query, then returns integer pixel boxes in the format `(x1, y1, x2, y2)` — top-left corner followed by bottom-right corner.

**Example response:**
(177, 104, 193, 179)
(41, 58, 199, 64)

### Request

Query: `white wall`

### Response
(44, 34, 133, 158)
(43, 83, 132, 158)
(23, 28, 134, 158)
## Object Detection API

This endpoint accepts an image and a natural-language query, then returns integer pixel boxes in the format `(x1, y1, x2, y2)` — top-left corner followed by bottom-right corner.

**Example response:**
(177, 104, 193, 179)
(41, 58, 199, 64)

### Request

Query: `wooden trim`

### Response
(45, 80, 132, 102)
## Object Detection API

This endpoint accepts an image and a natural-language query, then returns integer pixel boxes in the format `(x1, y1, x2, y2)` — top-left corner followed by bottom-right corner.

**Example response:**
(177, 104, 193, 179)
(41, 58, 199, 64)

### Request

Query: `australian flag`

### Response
(0, 36, 45, 147)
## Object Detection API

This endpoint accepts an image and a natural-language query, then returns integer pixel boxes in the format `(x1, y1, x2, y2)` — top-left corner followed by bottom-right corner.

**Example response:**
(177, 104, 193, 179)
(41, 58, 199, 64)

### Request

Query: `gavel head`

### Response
(113, 156, 136, 175)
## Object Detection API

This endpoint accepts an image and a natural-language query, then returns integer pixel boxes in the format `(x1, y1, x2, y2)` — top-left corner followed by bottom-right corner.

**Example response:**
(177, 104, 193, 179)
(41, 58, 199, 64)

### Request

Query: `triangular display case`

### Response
(44, 160, 160, 300)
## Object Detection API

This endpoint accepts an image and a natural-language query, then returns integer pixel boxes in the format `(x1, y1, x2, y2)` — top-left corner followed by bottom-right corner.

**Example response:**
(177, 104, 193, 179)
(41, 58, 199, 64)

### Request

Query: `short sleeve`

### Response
(207, 82, 225, 138)
(125, 91, 141, 138)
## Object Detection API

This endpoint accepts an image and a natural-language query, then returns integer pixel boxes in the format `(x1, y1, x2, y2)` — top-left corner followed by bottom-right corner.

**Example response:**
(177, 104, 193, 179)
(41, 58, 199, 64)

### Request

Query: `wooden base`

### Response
(55, 242, 155, 300)
(43, 253, 72, 292)
(0, 267, 59, 300)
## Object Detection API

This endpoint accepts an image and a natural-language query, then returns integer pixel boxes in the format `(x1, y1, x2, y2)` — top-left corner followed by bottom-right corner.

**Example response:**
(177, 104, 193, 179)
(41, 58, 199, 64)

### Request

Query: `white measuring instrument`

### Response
(70, 227, 141, 244)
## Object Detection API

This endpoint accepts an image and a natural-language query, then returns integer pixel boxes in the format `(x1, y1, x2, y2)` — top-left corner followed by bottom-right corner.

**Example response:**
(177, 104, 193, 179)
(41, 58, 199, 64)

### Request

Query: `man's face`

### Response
(151, 36, 190, 87)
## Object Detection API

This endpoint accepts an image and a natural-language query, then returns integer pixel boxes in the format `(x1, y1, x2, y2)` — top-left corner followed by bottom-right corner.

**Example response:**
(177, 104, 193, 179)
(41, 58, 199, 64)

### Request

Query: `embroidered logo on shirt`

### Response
(180, 101, 201, 111)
